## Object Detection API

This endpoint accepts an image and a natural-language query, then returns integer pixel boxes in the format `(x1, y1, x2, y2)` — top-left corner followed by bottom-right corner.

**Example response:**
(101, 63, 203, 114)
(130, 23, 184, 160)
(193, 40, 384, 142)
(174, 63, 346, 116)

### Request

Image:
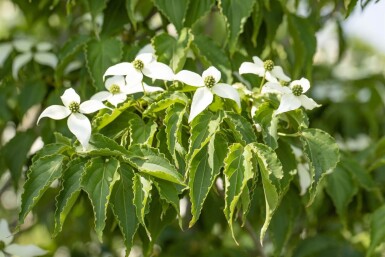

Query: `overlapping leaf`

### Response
(223, 143, 254, 240)
(110, 163, 139, 254)
(188, 133, 228, 226)
(19, 155, 67, 225)
(300, 128, 340, 204)
(54, 158, 87, 236)
(81, 157, 120, 241)
(125, 144, 184, 185)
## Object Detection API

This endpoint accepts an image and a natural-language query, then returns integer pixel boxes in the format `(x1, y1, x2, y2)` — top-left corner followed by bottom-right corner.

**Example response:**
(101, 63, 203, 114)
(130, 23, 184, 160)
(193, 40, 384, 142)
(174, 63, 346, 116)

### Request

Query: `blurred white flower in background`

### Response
(0, 219, 47, 257)
(12, 39, 58, 79)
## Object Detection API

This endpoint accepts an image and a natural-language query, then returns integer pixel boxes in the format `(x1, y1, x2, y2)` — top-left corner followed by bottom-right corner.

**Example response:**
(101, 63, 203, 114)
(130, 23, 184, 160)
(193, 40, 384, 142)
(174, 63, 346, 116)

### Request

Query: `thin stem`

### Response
(164, 81, 169, 90)
(258, 73, 266, 94)
(278, 132, 300, 137)
(243, 218, 267, 257)
(92, 18, 100, 40)
(141, 81, 147, 95)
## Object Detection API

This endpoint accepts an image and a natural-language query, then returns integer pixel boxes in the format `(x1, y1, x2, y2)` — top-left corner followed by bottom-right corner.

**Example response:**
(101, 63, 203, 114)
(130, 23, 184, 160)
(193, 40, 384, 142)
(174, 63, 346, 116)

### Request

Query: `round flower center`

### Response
(291, 85, 303, 96)
(68, 102, 80, 113)
(263, 60, 274, 71)
(109, 84, 120, 94)
(204, 76, 216, 88)
(133, 59, 144, 71)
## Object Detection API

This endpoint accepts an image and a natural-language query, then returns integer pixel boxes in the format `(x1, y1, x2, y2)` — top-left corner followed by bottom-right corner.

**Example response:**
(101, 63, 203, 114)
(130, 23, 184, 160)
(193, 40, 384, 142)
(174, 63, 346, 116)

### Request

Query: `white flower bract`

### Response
(37, 88, 108, 149)
(12, 39, 58, 79)
(91, 76, 131, 107)
(261, 78, 320, 114)
(175, 66, 241, 122)
(0, 219, 47, 257)
(103, 52, 174, 86)
(239, 56, 290, 83)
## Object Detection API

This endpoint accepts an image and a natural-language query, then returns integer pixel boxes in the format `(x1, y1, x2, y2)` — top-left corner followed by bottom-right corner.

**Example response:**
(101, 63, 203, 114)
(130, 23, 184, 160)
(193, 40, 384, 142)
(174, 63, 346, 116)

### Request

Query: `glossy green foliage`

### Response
(0, 0, 383, 256)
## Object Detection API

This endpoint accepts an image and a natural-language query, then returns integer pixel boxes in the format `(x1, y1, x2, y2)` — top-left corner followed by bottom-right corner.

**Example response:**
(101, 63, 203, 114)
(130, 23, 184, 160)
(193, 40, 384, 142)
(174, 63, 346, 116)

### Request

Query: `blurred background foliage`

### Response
(0, 0, 385, 256)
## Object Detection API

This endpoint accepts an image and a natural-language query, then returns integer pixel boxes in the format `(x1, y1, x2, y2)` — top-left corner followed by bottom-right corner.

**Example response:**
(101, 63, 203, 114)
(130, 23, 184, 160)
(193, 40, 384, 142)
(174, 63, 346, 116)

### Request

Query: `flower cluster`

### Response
(37, 47, 319, 149)
(0, 39, 58, 79)
(240, 56, 320, 115)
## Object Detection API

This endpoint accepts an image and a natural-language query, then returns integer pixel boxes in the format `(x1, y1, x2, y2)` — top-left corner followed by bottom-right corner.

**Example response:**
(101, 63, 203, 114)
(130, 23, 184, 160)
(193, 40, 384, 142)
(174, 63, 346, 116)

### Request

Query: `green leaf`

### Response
(125, 144, 184, 185)
(325, 165, 358, 219)
(85, 38, 123, 90)
(224, 112, 257, 145)
(32, 143, 71, 162)
(251, 0, 262, 47)
(287, 14, 316, 78)
(344, 0, 358, 17)
(143, 91, 189, 116)
(165, 103, 187, 169)
(55, 35, 90, 84)
(17, 81, 47, 115)
(81, 157, 120, 241)
(253, 102, 278, 149)
(341, 157, 376, 191)
(275, 139, 297, 175)
(269, 189, 301, 257)
(19, 155, 67, 225)
(249, 143, 288, 242)
(128, 113, 157, 145)
(54, 132, 72, 146)
(300, 128, 340, 205)
(155, 126, 174, 163)
(93, 101, 134, 131)
(85, 0, 107, 20)
(188, 111, 224, 159)
(84, 133, 130, 156)
(192, 34, 232, 83)
(110, 163, 139, 254)
(54, 158, 87, 237)
(153, 179, 181, 219)
(367, 205, 385, 257)
(189, 133, 228, 226)
(133, 174, 153, 239)
(126, 0, 139, 30)
(140, 194, 177, 255)
(263, 1, 283, 45)
(219, 0, 255, 54)
(3, 130, 36, 184)
(286, 109, 309, 130)
(101, 0, 129, 36)
(152, 28, 194, 72)
(184, 0, 215, 27)
(223, 143, 254, 240)
(153, 0, 190, 32)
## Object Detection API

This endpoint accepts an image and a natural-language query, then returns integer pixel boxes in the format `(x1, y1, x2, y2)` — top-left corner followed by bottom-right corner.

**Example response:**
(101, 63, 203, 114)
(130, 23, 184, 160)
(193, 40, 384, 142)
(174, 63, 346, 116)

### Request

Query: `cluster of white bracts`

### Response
(37, 48, 319, 150)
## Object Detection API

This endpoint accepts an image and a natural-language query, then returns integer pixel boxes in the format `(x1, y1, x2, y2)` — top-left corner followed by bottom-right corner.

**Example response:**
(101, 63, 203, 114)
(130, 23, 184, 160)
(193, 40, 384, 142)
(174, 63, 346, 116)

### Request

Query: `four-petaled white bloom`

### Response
(37, 88, 108, 149)
(0, 219, 47, 257)
(239, 56, 290, 83)
(103, 52, 174, 86)
(91, 76, 130, 107)
(175, 66, 241, 122)
(262, 78, 320, 114)
(12, 39, 58, 79)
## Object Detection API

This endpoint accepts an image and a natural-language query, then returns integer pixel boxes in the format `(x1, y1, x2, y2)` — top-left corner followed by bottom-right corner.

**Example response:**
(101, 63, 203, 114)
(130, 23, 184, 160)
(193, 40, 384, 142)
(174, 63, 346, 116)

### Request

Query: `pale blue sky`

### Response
(343, 0, 385, 54)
